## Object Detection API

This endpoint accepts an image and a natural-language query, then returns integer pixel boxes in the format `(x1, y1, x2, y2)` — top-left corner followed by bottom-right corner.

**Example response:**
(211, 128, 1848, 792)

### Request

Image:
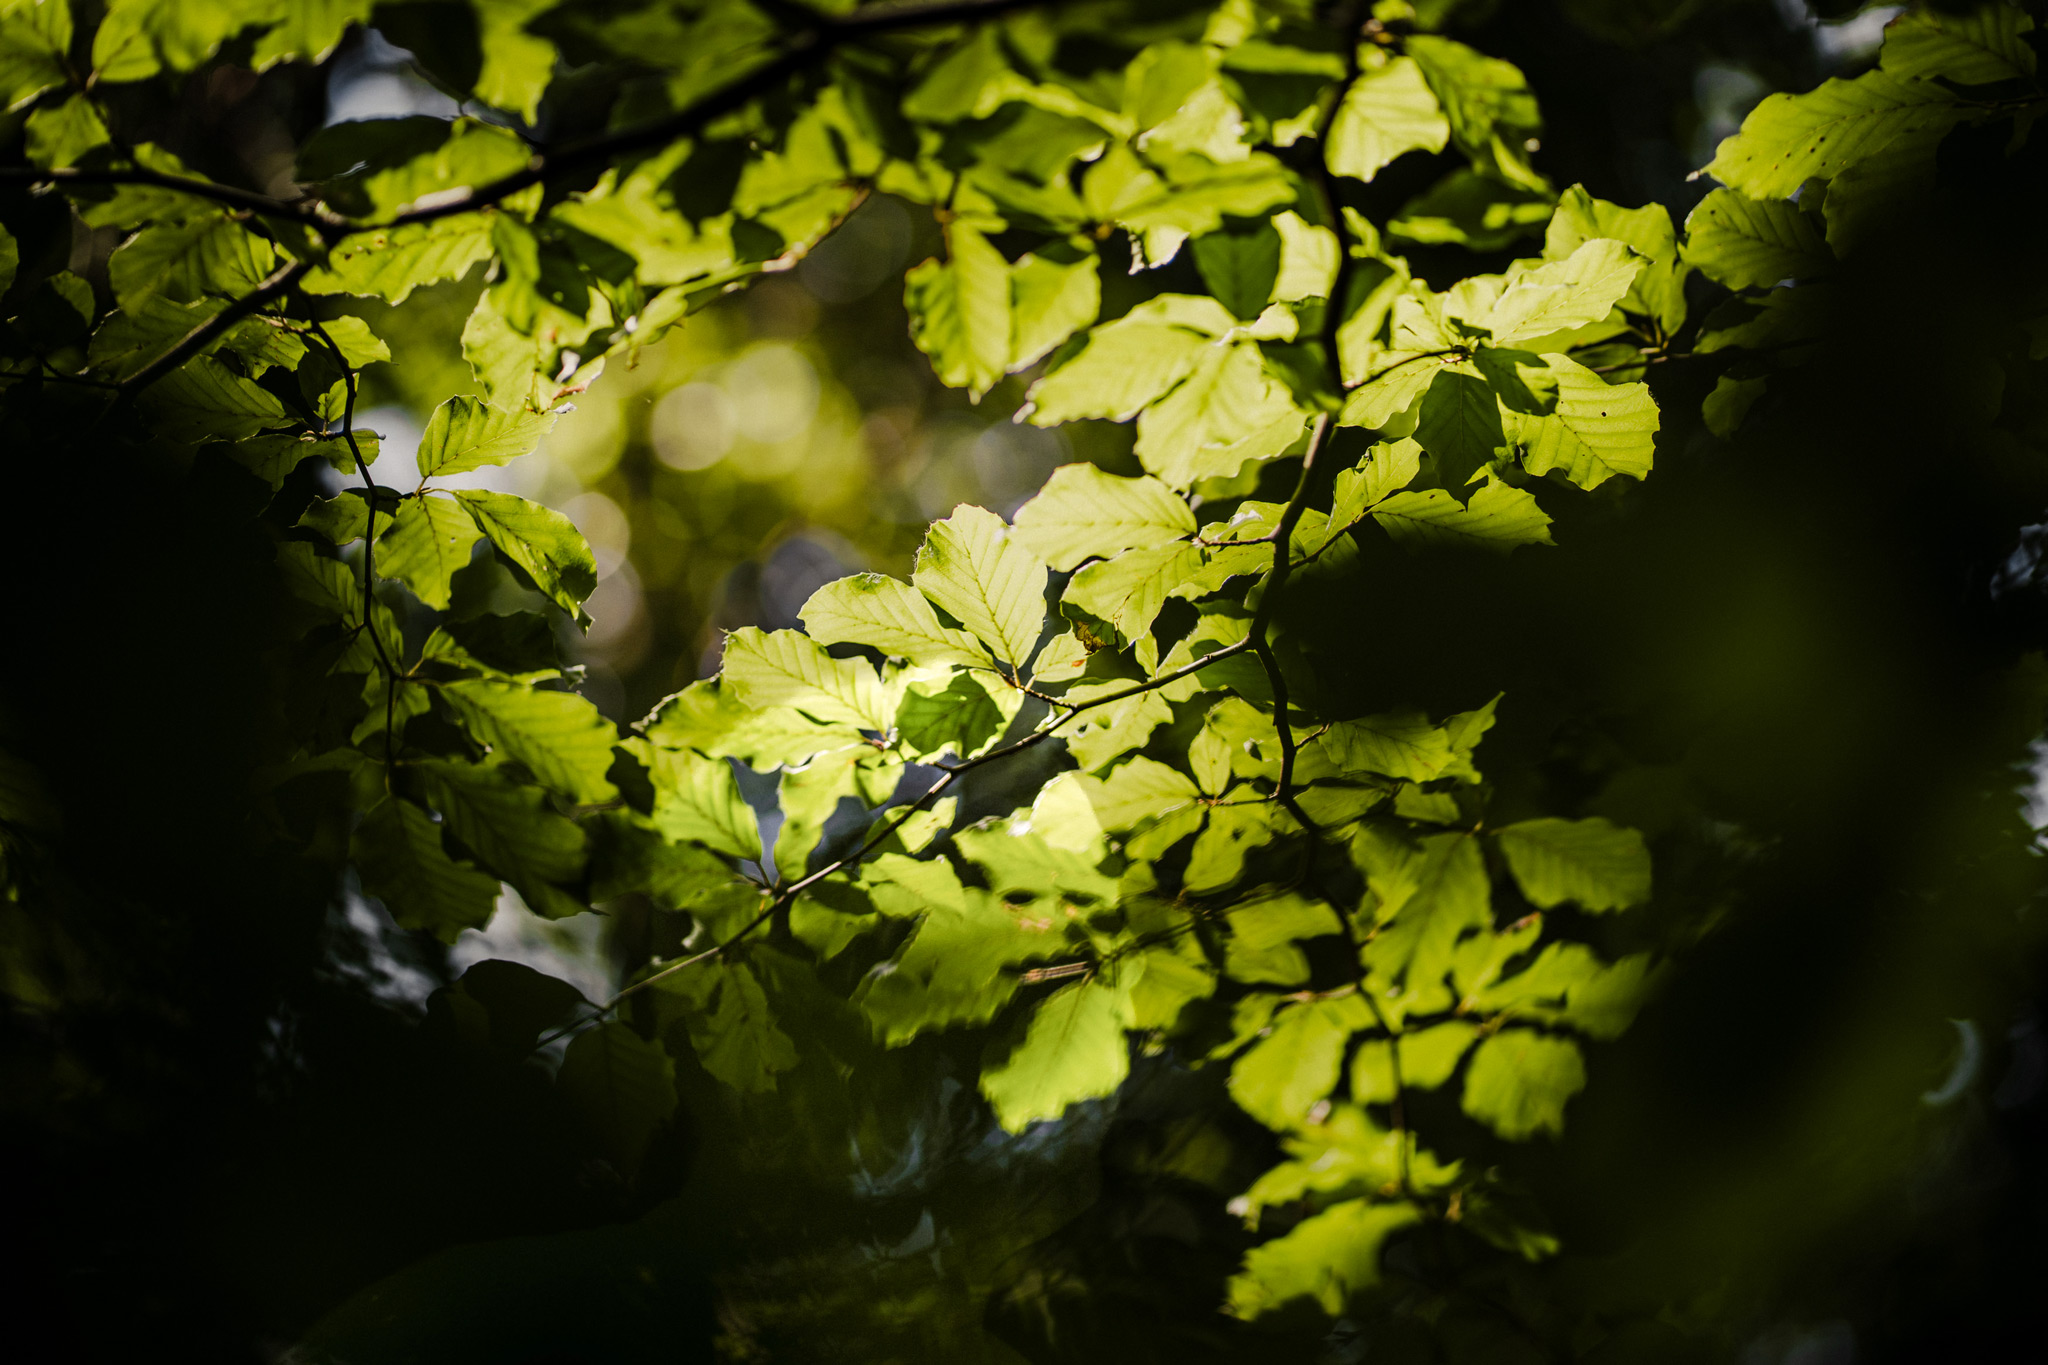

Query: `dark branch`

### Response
(382, 0, 1050, 231)
(0, 165, 335, 235)
(115, 259, 312, 400)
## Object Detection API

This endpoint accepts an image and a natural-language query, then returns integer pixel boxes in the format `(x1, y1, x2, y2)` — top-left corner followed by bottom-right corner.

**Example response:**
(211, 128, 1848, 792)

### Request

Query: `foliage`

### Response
(3, 0, 2048, 1358)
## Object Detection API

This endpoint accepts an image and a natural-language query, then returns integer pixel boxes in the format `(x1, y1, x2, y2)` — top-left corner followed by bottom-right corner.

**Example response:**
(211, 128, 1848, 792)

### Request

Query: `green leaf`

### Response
(799, 573, 990, 668)
(1222, 892, 1342, 987)
(957, 822, 1118, 908)
(230, 433, 361, 490)
(1414, 368, 1507, 486)
(1495, 816, 1650, 912)
(297, 491, 371, 546)
(1228, 994, 1375, 1129)
(556, 1021, 677, 1178)
(1135, 341, 1304, 490)
(1332, 439, 1422, 528)
(1340, 354, 1449, 430)
(0, 0, 72, 113)
(376, 494, 483, 610)
(1110, 153, 1297, 237)
(720, 626, 894, 730)
(641, 679, 862, 770)
(1327, 55, 1450, 182)
(1355, 1020, 1480, 1101)
(303, 216, 498, 303)
(1236, 1106, 1420, 1217)
(1272, 210, 1338, 303)
(1702, 68, 1960, 201)
(1460, 1029, 1586, 1140)
(1322, 711, 1452, 783)
(1484, 238, 1641, 346)
(1023, 312, 1214, 425)
(109, 214, 276, 314)
(911, 505, 1048, 671)
(439, 680, 620, 805)
(1063, 543, 1205, 646)
(251, 0, 372, 68)
(1361, 832, 1492, 1024)
(980, 978, 1133, 1131)
(359, 118, 531, 216)
(451, 489, 599, 622)
(1682, 188, 1834, 290)
(1186, 803, 1283, 893)
(1011, 464, 1197, 571)
(857, 883, 1066, 1044)
(1508, 354, 1658, 490)
(1408, 35, 1544, 188)
(657, 961, 799, 1093)
(417, 395, 557, 477)
(415, 759, 586, 920)
(1543, 185, 1687, 332)
(351, 795, 501, 942)
(1076, 756, 1200, 831)
(474, 0, 557, 119)
(1703, 373, 1767, 437)
(905, 220, 1013, 398)
(26, 94, 110, 167)
(141, 354, 288, 443)
(1009, 245, 1100, 369)
(1881, 6, 2035, 84)
(1192, 222, 1282, 321)
(1388, 169, 1553, 252)
(1373, 481, 1555, 553)
(639, 743, 759, 860)
(895, 671, 1015, 759)
(1227, 1198, 1422, 1319)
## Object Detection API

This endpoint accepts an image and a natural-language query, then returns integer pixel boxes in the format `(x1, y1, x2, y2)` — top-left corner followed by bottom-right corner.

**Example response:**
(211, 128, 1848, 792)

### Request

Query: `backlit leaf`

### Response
(1012, 464, 1197, 570)
(1461, 1029, 1586, 1140)
(376, 494, 483, 610)
(911, 505, 1049, 670)
(440, 679, 620, 805)
(1328, 55, 1450, 182)
(1495, 817, 1651, 912)
(417, 396, 557, 477)
(452, 490, 599, 622)
(800, 573, 990, 669)
(1702, 68, 1960, 201)
(980, 978, 1133, 1131)
(721, 627, 894, 731)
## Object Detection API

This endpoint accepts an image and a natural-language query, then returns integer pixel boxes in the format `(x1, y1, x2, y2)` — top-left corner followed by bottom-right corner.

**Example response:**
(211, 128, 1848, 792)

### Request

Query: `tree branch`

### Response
(381, 0, 1050, 231)
(0, 165, 337, 235)
(532, 632, 1267, 1048)
(115, 259, 311, 400)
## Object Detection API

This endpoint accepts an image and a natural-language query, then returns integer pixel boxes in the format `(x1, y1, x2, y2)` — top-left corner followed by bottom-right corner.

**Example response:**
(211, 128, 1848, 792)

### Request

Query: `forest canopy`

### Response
(4, 0, 2048, 1360)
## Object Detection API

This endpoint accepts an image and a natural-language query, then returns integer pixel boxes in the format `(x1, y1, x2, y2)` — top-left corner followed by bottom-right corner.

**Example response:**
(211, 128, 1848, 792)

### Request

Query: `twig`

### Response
(381, 0, 1051, 232)
(303, 315, 400, 772)
(115, 259, 311, 399)
(0, 164, 337, 235)
(529, 633, 1265, 1050)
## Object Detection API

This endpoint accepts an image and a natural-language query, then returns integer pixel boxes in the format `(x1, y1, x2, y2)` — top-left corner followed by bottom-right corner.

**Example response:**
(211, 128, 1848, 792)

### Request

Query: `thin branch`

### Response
(115, 259, 311, 400)
(530, 634, 1266, 1050)
(303, 314, 401, 769)
(1587, 349, 1705, 375)
(380, 0, 1049, 232)
(0, 164, 337, 235)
